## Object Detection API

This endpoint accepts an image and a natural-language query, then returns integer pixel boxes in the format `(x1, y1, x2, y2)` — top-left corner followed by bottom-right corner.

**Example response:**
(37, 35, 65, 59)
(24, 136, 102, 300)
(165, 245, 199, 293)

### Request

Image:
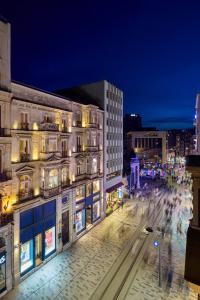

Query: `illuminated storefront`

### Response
(20, 200, 56, 276)
(75, 180, 101, 235)
(106, 183, 123, 214)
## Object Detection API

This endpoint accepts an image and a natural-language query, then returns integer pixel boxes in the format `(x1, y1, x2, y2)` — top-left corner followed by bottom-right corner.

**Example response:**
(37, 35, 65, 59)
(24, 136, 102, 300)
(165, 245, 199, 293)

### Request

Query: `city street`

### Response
(4, 180, 197, 300)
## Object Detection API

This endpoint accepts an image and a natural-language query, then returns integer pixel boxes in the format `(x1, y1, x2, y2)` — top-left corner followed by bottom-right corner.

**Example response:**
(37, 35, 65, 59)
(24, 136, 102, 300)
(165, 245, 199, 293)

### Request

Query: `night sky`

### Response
(1, 0, 200, 129)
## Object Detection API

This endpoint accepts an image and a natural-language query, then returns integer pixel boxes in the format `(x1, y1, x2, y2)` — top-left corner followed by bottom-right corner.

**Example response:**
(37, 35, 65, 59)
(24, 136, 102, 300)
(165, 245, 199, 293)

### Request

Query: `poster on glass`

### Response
(20, 240, 34, 274)
(76, 210, 86, 233)
(93, 201, 101, 222)
(45, 227, 56, 257)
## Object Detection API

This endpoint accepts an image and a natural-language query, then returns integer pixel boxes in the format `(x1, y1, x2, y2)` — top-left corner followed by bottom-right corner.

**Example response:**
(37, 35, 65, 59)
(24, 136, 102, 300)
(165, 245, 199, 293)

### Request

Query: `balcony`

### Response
(61, 151, 68, 158)
(41, 186, 61, 198)
(20, 122, 29, 130)
(0, 128, 10, 137)
(62, 127, 71, 133)
(85, 145, 99, 152)
(87, 123, 98, 129)
(20, 153, 31, 162)
(0, 213, 13, 227)
(76, 120, 82, 127)
(40, 122, 59, 131)
(0, 172, 12, 182)
(75, 173, 86, 181)
(18, 190, 34, 202)
(61, 178, 71, 188)
(86, 172, 100, 179)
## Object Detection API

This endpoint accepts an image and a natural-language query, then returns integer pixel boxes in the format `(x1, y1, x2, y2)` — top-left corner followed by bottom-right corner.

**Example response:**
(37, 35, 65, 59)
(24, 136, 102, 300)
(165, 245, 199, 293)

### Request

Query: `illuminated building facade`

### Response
(0, 18, 104, 292)
(56, 81, 124, 215)
(127, 131, 167, 165)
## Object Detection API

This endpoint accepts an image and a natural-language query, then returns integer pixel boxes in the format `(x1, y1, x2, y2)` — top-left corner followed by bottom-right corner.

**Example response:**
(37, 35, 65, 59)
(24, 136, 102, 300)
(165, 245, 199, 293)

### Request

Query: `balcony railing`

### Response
(20, 123, 29, 130)
(76, 120, 82, 127)
(40, 122, 59, 131)
(86, 172, 100, 179)
(41, 186, 61, 198)
(87, 123, 98, 129)
(61, 151, 68, 158)
(0, 213, 13, 227)
(75, 173, 86, 181)
(20, 153, 31, 162)
(62, 127, 71, 133)
(61, 178, 71, 188)
(18, 190, 33, 202)
(0, 172, 12, 182)
(0, 128, 10, 137)
(85, 145, 99, 152)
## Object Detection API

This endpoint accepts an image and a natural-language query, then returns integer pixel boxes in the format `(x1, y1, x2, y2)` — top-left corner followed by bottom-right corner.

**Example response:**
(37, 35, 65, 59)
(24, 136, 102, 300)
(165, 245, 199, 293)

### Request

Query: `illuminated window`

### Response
(49, 169, 58, 188)
(86, 183, 92, 197)
(61, 167, 68, 183)
(76, 185, 85, 201)
(93, 180, 100, 193)
(19, 175, 31, 196)
(92, 158, 97, 174)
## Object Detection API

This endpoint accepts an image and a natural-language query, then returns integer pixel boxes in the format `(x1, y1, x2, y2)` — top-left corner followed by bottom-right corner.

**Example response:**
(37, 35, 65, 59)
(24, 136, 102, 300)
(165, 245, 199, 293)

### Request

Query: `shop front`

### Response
(75, 181, 102, 235)
(0, 251, 6, 294)
(106, 182, 123, 215)
(20, 200, 56, 276)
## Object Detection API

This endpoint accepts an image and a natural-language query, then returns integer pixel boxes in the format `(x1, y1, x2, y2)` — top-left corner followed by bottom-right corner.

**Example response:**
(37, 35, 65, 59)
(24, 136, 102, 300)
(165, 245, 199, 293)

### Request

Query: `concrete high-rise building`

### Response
(57, 81, 124, 214)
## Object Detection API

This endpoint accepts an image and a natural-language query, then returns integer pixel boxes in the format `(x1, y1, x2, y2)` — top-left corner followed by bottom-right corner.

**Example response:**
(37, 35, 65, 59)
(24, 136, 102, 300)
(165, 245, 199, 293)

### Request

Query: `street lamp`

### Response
(153, 239, 162, 287)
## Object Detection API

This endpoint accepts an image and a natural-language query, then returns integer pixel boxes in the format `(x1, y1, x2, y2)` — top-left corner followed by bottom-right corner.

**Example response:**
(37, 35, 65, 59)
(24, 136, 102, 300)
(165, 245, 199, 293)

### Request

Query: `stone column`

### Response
(13, 209, 20, 285)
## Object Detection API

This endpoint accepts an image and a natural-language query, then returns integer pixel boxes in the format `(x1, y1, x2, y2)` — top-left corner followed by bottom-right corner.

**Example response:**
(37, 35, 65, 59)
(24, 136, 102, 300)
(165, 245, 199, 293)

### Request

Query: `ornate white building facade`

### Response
(0, 19, 104, 295)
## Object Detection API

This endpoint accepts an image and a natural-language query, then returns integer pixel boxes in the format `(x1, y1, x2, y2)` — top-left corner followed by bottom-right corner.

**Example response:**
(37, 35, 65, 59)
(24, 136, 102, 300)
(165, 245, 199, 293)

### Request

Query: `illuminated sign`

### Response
(0, 254, 6, 265)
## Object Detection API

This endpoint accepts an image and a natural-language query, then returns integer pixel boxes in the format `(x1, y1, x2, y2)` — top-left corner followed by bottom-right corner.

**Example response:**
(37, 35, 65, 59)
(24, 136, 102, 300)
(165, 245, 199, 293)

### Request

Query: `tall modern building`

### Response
(57, 81, 124, 213)
(0, 19, 105, 296)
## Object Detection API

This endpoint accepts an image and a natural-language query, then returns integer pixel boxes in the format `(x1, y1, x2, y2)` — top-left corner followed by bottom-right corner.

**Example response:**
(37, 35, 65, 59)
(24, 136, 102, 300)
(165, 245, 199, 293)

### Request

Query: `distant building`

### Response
(56, 81, 124, 214)
(127, 131, 167, 165)
(167, 128, 195, 158)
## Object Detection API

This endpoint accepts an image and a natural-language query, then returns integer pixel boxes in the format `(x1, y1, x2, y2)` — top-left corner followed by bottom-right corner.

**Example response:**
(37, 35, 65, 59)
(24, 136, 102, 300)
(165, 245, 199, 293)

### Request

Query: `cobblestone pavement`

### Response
(123, 185, 198, 300)
(4, 195, 150, 300)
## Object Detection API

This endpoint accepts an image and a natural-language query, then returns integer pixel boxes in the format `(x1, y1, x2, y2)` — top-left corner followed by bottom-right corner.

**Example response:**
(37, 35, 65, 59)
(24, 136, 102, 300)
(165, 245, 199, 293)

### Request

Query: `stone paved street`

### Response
(123, 186, 198, 300)
(4, 197, 148, 300)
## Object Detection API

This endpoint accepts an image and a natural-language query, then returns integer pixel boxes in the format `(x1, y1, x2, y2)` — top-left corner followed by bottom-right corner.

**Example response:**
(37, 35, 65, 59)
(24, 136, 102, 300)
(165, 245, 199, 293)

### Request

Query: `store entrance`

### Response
(62, 211, 69, 246)
(35, 234, 42, 267)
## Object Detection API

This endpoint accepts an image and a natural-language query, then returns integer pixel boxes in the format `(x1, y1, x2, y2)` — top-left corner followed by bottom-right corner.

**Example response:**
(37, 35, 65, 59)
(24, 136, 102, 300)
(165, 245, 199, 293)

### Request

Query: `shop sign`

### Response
(0, 252, 6, 265)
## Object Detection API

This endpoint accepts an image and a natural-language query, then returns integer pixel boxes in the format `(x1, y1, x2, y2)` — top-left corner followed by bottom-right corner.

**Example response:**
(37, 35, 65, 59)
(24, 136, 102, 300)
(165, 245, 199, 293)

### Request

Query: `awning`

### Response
(106, 182, 123, 193)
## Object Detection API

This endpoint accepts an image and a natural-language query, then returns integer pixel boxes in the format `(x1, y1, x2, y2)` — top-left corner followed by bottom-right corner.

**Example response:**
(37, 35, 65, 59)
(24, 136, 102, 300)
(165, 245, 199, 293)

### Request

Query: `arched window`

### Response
(49, 169, 58, 188)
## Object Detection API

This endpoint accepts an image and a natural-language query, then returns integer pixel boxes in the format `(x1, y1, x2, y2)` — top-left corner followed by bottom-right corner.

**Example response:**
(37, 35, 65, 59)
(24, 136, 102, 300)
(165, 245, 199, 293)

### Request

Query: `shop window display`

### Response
(93, 180, 100, 193)
(93, 201, 101, 222)
(76, 210, 85, 233)
(86, 183, 92, 197)
(0, 252, 6, 292)
(76, 185, 85, 201)
(45, 227, 56, 257)
(20, 240, 34, 274)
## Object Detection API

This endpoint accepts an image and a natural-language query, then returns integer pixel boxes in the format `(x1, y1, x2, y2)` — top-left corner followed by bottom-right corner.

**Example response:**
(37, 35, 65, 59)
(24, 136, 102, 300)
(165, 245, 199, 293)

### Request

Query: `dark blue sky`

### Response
(1, 0, 200, 129)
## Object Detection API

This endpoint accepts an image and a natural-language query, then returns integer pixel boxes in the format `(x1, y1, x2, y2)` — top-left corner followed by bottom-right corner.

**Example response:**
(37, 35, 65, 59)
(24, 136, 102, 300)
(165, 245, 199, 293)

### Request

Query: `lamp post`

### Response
(153, 240, 162, 287)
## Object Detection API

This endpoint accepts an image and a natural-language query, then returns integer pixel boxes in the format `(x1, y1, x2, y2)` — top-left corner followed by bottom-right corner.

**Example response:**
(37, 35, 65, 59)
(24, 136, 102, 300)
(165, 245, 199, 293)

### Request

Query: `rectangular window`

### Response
(86, 183, 92, 197)
(76, 185, 85, 201)
(20, 240, 34, 274)
(93, 180, 100, 193)
(93, 201, 101, 222)
(76, 210, 86, 233)
(44, 227, 56, 257)
(49, 137, 57, 152)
